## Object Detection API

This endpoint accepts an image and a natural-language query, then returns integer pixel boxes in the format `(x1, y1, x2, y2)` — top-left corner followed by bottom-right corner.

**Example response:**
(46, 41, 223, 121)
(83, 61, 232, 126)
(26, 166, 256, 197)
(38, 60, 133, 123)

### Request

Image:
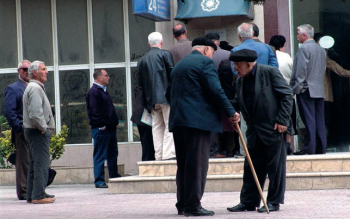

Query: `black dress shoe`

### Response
(257, 204, 280, 213)
(95, 182, 108, 188)
(18, 196, 27, 200)
(45, 193, 55, 198)
(293, 150, 307, 155)
(184, 207, 215, 217)
(227, 203, 256, 212)
(178, 210, 184, 215)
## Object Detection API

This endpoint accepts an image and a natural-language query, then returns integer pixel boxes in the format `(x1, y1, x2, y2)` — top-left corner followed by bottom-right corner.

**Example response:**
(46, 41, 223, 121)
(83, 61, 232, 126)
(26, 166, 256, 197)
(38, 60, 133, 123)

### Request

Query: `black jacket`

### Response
(232, 64, 293, 146)
(137, 47, 174, 113)
(86, 84, 119, 130)
(168, 51, 235, 133)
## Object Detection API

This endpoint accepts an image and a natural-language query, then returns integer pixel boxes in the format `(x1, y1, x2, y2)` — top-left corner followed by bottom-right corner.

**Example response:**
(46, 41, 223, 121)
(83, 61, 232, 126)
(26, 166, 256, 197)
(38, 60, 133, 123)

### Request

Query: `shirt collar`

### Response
(94, 82, 107, 92)
(19, 76, 29, 86)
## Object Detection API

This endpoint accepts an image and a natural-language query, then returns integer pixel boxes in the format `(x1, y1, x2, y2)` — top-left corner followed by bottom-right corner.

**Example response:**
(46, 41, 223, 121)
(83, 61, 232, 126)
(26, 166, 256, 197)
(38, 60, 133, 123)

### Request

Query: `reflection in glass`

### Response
(92, 0, 125, 63)
(0, 0, 17, 68)
(131, 67, 140, 141)
(57, 0, 89, 65)
(21, 0, 53, 65)
(60, 70, 91, 144)
(128, 0, 155, 62)
(104, 68, 128, 142)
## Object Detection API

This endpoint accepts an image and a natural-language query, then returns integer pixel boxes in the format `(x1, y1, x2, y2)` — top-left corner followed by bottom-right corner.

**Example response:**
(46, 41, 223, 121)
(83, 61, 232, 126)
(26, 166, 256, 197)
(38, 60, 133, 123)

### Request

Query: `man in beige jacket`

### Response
(23, 61, 55, 204)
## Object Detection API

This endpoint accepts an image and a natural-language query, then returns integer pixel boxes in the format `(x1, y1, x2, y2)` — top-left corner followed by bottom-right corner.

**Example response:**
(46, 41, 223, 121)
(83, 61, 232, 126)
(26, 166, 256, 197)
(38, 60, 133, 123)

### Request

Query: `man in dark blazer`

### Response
(227, 49, 293, 213)
(168, 37, 240, 217)
(5, 60, 31, 200)
(290, 24, 327, 155)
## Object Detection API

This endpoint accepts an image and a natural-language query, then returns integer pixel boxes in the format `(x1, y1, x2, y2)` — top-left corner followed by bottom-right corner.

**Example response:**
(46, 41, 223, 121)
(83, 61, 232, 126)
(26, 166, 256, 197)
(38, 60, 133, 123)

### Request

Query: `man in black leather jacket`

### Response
(137, 32, 175, 161)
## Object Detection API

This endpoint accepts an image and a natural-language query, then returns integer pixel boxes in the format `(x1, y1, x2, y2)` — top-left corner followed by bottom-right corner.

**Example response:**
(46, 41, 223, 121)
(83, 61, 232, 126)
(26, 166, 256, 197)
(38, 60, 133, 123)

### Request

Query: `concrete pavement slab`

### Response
(0, 185, 349, 219)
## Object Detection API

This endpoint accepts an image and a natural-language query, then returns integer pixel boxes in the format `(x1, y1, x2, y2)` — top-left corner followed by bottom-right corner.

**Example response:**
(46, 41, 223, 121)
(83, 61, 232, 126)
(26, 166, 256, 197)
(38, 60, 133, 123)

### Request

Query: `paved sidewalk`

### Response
(0, 185, 349, 219)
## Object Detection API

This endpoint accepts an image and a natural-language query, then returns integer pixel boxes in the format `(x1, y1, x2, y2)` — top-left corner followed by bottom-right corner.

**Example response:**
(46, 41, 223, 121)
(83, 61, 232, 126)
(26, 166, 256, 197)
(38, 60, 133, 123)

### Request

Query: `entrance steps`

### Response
(109, 153, 350, 194)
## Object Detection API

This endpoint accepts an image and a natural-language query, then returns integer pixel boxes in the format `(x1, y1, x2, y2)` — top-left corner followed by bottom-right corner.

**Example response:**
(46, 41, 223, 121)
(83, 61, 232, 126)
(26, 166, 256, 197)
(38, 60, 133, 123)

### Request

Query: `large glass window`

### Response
(105, 68, 128, 142)
(92, 0, 125, 63)
(128, 0, 155, 62)
(45, 71, 55, 108)
(21, 0, 53, 65)
(0, 0, 157, 144)
(59, 69, 91, 144)
(292, 0, 350, 152)
(57, 0, 89, 65)
(0, 0, 17, 68)
(131, 67, 140, 141)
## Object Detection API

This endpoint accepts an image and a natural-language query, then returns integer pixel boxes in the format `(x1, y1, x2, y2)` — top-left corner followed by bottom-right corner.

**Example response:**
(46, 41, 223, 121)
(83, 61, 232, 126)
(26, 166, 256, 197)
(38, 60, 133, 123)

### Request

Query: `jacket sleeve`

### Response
(86, 91, 104, 127)
(327, 56, 350, 77)
(199, 59, 236, 117)
(164, 51, 174, 78)
(27, 88, 47, 132)
(267, 45, 279, 68)
(290, 47, 308, 94)
(4, 86, 23, 134)
(270, 68, 293, 126)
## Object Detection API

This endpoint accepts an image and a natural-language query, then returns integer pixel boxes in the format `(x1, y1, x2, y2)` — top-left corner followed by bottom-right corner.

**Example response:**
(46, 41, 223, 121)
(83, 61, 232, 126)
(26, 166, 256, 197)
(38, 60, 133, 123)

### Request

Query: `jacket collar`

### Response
(29, 79, 45, 89)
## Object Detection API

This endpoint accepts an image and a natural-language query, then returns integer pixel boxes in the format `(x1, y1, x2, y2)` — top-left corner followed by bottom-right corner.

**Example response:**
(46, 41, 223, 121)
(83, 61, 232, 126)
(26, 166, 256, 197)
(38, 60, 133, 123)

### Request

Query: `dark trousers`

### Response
(217, 131, 235, 156)
(173, 126, 210, 212)
(240, 134, 286, 207)
(24, 129, 51, 201)
(14, 133, 29, 199)
(297, 90, 326, 154)
(209, 132, 218, 156)
(91, 128, 120, 186)
(137, 124, 155, 161)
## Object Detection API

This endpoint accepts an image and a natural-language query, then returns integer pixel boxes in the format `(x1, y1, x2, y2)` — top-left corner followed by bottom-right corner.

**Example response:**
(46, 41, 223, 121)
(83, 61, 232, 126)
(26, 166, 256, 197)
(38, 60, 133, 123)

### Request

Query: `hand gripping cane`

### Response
(235, 123, 269, 214)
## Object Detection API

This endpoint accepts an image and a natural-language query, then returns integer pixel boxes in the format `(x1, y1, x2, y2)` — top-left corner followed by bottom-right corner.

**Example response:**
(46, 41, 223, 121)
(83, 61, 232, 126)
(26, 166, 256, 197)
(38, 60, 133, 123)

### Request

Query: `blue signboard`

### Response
(133, 0, 170, 22)
(175, 0, 254, 20)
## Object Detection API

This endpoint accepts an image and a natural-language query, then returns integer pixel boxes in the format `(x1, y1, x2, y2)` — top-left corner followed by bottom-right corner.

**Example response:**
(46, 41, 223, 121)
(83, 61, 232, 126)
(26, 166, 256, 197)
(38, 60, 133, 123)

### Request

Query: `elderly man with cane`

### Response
(227, 49, 293, 213)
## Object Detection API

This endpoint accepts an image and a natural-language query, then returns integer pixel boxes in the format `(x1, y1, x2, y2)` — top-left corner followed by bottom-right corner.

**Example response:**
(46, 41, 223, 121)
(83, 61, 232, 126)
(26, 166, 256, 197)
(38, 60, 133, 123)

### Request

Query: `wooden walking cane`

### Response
(235, 123, 269, 214)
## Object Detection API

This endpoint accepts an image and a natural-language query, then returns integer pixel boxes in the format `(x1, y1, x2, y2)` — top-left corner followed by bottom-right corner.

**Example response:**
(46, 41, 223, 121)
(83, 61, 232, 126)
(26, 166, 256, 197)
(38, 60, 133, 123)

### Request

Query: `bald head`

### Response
(173, 24, 187, 41)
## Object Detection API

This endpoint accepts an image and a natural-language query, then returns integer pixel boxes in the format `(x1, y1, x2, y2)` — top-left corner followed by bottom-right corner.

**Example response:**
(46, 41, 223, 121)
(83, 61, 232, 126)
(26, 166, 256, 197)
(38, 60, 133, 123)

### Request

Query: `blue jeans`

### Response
(91, 128, 120, 186)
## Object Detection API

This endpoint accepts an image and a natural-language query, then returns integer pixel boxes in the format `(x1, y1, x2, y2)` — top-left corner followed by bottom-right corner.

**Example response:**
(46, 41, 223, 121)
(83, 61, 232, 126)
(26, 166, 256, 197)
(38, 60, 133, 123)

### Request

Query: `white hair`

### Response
(28, 60, 45, 79)
(148, 32, 163, 46)
(298, 24, 314, 38)
(18, 60, 31, 68)
(237, 23, 253, 40)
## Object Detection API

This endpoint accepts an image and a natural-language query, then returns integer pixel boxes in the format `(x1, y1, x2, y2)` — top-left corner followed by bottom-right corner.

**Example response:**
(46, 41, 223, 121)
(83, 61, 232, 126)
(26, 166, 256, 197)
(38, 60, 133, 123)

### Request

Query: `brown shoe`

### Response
(32, 198, 55, 204)
(214, 153, 227, 158)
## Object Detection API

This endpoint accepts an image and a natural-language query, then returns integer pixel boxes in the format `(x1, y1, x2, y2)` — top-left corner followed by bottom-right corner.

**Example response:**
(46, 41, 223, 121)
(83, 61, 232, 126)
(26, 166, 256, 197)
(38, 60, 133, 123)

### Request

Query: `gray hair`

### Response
(238, 23, 253, 40)
(297, 24, 314, 38)
(28, 60, 45, 79)
(148, 32, 163, 46)
(18, 60, 31, 68)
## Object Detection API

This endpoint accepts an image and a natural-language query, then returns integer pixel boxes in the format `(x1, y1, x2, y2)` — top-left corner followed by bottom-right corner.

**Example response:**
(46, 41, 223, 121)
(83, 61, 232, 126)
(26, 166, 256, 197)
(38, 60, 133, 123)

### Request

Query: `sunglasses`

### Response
(19, 68, 28, 72)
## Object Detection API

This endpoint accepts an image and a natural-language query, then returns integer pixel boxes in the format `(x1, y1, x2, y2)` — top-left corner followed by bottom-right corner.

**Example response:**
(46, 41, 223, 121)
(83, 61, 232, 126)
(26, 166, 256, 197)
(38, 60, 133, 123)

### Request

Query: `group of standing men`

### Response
(136, 21, 327, 216)
(5, 60, 56, 204)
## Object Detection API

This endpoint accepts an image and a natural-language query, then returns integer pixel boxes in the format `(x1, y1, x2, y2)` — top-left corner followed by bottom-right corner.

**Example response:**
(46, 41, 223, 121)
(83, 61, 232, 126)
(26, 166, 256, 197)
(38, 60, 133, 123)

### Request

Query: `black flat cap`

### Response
(205, 32, 220, 40)
(229, 49, 257, 62)
(192, 37, 217, 51)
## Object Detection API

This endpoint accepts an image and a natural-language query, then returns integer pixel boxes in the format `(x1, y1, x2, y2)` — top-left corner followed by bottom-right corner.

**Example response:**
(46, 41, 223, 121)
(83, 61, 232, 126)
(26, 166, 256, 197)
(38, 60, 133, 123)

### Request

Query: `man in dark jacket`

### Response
(168, 37, 240, 217)
(86, 69, 121, 188)
(5, 60, 31, 200)
(227, 49, 293, 213)
(137, 32, 175, 161)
